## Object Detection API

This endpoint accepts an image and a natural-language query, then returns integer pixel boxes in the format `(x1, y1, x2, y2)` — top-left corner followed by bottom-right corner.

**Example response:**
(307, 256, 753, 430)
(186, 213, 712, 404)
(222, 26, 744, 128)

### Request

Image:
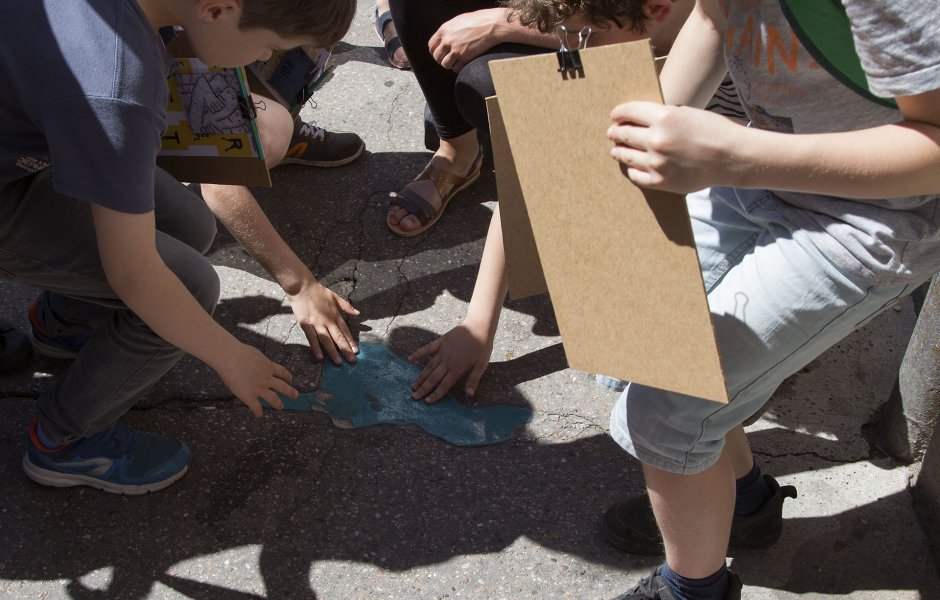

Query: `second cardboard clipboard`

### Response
(488, 40, 729, 403)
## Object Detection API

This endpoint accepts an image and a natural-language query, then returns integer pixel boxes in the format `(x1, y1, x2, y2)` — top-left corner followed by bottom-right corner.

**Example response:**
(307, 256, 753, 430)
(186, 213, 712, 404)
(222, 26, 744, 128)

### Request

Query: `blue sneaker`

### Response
(23, 420, 191, 495)
(28, 299, 92, 359)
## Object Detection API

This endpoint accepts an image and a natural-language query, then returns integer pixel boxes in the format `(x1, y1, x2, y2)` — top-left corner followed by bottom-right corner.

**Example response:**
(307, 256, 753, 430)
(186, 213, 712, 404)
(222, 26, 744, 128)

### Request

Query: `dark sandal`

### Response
(388, 150, 483, 237)
(374, 9, 410, 70)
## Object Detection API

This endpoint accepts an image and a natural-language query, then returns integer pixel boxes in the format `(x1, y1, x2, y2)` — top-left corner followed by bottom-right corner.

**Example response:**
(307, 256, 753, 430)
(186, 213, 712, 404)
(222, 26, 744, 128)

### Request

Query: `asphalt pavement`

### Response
(1, 5, 937, 599)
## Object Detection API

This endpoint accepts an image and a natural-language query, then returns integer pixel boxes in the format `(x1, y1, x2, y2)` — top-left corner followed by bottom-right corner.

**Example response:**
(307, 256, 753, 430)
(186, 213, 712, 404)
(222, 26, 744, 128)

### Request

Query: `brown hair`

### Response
(240, 0, 357, 47)
(503, 0, 650, 35)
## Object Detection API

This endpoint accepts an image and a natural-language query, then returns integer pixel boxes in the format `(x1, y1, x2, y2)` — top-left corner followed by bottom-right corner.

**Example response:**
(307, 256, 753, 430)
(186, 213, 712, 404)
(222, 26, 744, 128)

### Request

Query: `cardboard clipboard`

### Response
(486, 97, 548, 300)
(246, 46, 335, 119)
(489, 40, 728, 403)
(158, 32, 271, 188)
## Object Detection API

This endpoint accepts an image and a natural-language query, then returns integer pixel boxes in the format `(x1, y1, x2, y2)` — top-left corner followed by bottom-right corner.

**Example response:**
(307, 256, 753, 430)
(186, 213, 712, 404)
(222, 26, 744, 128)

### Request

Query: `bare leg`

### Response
(644, 446, 735, 579)
(726, 425, 754, 479)
(375, 0, 409, 69)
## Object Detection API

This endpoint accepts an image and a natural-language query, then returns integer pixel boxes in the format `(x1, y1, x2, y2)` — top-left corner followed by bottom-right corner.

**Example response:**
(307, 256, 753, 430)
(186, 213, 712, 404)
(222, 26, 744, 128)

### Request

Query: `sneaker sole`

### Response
(277, 143, 364, 168)
(27, 329, 79, 360)
(22, 454, 189, 495)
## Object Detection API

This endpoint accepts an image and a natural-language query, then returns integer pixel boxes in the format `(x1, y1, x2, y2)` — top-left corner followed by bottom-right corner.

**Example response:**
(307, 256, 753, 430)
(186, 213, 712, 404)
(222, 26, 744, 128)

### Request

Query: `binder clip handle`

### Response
(237, 93, 257, 121)
(555, 25, 591, 79)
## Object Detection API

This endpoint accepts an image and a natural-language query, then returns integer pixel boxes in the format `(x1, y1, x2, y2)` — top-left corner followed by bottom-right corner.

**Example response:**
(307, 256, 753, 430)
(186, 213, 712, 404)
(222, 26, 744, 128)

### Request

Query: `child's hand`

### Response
(408, 320, 493, 403)
(215, 342, 298, 418)
(288, 281, 360, 365)
(608, 102, 743, 193)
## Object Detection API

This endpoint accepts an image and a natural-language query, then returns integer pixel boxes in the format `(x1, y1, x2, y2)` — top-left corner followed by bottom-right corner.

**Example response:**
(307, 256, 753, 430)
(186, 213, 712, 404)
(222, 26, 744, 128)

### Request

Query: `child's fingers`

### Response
(408, 339, 440, 363)
(424, 369, 461, 404)
(272, 362, 293, 384)
(270, 374, 297, 401)
(607, 123, 647, 149)
(610, 145, 648, 170)
(259, 389, 284, 411)
(302, 325, 325, 361)
(465, 362, 487, 397)
(331, 322, 359, 360)
(316, 327, 343, 365)
(412, 355, 441, 392)
(425, 371, 460, 403)
(610, 101, 662, 126)
(412, 362, 448, 400)
(624, 166, 662, 189)
(244, 396, 264, 418)
(336, 294, 360, 316)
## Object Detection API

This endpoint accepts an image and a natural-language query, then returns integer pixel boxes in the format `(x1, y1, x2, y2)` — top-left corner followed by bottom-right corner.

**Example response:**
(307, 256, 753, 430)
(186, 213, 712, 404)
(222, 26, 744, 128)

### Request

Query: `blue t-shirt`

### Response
(0, 0, 178, 213)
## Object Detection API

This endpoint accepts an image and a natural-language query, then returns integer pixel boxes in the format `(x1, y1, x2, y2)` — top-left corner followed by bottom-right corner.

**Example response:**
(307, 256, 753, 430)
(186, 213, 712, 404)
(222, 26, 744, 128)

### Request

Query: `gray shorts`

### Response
(609, 187, 924, 474)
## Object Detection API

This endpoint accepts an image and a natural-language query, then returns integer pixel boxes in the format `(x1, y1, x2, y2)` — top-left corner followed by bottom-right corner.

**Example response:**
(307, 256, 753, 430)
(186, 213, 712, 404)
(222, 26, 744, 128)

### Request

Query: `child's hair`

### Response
(502, 0, 650, 35)
(240, 0, 356, 47)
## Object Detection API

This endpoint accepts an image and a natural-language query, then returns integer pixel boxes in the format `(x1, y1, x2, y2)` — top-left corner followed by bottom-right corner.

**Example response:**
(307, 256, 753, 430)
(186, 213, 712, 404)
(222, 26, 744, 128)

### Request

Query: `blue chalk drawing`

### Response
(273, 342, 532, 446)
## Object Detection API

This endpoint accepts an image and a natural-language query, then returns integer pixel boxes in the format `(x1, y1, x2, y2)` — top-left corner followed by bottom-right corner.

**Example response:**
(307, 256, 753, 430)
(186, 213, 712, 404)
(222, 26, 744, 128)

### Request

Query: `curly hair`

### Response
(240, 0, 356, 47)
(502, 0, 650, 35)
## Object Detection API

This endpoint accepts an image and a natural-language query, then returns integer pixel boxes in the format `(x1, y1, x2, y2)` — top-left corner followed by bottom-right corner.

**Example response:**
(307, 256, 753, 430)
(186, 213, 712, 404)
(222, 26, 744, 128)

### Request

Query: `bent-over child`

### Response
(0, 0, 354, 495)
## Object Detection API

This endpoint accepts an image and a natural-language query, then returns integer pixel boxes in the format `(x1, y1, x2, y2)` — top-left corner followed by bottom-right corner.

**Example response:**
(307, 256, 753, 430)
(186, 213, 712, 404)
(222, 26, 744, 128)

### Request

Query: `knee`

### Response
(254, 95, 294, 168)
(189, 198, 218, 255)
(153, 169, 218, 254)
(189, 260, 221, 315)
(169, 252, 221, 315)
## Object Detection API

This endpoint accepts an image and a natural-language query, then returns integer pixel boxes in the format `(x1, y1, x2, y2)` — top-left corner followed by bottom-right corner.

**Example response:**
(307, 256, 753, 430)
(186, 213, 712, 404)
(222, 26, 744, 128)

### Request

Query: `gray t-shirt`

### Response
(0, 0, 177, 213)
(722, 0, 940, 285)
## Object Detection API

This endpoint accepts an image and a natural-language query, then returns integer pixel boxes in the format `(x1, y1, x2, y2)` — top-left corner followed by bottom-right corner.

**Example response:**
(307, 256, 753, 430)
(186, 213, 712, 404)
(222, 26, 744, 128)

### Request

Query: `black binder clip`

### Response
(237, 93, 257, 121)
(556, 25, 591, 80)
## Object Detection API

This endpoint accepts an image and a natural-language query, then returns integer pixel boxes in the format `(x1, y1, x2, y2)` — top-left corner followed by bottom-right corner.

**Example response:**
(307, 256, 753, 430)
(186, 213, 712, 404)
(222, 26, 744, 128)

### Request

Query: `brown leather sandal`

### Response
(387, 149, 483, 237)
(374, 9, 410, 70)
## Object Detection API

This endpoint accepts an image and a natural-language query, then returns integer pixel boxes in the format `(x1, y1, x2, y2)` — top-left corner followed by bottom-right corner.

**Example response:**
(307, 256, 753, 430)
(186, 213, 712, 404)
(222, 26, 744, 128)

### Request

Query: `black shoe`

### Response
(0, 323, 32, 374)
(611, 567, 743, 600)
(604, 474, 798, 555)
(279, 120, 364, 168)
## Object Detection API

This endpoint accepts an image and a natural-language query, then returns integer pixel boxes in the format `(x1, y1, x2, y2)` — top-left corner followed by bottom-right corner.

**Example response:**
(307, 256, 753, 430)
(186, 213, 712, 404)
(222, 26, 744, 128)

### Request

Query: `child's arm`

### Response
(608, 88, 940, 198)
(610, 0, 940, 198)
(657, 0, 728, 108)
(91, 204, 297, 417)
(200, 183, 360, 365)
(409, 205, 509, 402)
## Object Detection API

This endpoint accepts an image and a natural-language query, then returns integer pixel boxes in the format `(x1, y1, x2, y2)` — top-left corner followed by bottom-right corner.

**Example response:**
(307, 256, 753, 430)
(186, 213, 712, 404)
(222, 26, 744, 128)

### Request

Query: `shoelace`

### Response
(630, 572, 658, 596)
(297, 122, 326, 141)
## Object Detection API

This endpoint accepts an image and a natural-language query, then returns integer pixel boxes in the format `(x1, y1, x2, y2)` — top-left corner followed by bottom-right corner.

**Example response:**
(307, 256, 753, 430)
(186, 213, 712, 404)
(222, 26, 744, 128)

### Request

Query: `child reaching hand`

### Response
(0, 0, 354, 495)
(402, 0, 692, 403)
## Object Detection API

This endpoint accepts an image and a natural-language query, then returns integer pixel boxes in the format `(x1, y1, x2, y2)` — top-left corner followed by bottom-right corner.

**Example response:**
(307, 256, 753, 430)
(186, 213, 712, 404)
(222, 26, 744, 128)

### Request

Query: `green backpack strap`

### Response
(779, 0, 898, 109)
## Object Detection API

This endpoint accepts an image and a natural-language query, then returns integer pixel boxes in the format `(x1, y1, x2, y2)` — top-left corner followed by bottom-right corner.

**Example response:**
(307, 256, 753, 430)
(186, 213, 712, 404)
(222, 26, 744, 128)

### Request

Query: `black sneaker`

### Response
(604, 474, 798, 555)
(0, 323, 32, 374)
(279, 120, 364, 168)
(611, 567, 743, 600)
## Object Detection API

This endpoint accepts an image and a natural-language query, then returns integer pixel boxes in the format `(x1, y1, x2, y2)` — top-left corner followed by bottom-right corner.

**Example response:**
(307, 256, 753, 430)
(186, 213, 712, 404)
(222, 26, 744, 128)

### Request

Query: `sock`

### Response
(660, 562, 730, 600)
(36, 423, 65, 450)
(734, 461, 772, 516)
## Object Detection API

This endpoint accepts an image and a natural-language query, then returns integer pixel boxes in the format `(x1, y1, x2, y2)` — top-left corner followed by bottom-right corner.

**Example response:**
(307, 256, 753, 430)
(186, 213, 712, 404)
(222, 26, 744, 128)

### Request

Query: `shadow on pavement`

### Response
(0, 399, 927, 599)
